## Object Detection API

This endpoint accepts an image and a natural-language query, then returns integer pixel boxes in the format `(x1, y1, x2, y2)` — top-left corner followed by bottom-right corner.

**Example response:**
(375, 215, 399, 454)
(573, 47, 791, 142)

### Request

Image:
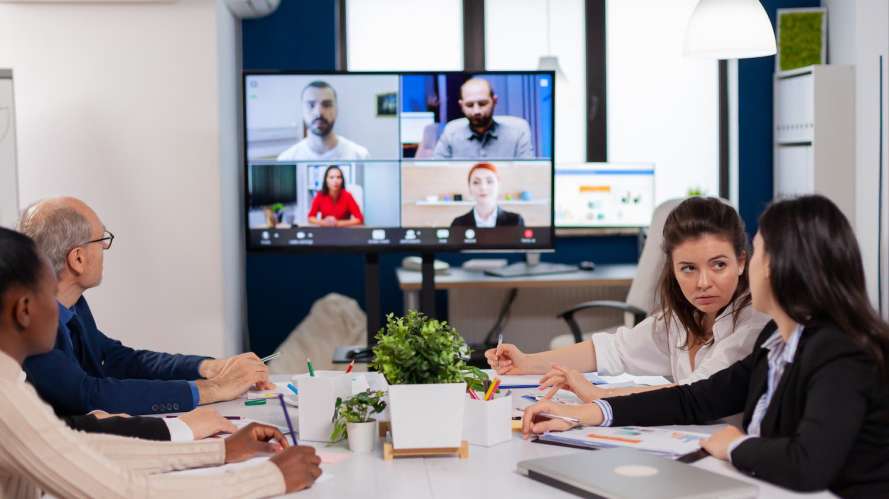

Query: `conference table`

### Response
(188, 375, 834, 499)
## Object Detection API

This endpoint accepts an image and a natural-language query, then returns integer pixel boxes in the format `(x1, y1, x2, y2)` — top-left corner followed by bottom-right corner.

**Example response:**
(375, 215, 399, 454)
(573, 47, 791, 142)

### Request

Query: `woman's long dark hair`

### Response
(321, 165, 345, 196)
(658, 197, 751, 348)
(759, 194, 889, 382)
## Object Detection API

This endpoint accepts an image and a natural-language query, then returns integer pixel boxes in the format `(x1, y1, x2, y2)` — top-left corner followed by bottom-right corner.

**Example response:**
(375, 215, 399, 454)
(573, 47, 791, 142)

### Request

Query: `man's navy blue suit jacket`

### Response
(24, 297, 209, 415)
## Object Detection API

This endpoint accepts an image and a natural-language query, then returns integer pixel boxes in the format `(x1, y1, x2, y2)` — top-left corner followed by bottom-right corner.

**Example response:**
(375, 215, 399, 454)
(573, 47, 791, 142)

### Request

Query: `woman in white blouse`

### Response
(486, 197, 770, 402)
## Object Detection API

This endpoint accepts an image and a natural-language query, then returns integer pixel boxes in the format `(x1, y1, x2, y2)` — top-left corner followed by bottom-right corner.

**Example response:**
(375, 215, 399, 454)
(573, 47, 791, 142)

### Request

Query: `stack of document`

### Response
(539, 426, 707, 460)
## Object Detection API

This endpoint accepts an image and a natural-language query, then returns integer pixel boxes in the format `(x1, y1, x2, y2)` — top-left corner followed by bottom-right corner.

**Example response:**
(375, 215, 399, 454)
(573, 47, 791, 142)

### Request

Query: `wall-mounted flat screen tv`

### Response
(243, 71, 555, 252)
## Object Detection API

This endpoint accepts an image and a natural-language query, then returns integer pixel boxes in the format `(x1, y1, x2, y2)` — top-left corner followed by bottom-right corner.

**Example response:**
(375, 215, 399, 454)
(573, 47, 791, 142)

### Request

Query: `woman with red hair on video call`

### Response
(450, 162, 524, 228)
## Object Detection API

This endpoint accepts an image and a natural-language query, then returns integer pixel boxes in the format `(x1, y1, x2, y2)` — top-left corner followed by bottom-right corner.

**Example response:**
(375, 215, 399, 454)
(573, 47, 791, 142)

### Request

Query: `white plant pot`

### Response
(387, 383, 466, 450)
(346, 420, 378, 454)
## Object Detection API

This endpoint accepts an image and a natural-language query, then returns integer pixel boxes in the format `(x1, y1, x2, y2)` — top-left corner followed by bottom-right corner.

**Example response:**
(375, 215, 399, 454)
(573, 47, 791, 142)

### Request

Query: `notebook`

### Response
(536, 426, 708, 460)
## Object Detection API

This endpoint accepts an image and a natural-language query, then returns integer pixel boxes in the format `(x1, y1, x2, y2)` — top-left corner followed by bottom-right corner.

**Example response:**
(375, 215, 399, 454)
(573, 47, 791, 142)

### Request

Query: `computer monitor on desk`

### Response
(555, 162, 655, 229)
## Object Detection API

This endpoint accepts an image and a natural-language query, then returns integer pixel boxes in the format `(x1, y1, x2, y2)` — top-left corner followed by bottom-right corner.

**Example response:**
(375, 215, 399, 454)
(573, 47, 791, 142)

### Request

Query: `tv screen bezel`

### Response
(242, 69, 556, 254)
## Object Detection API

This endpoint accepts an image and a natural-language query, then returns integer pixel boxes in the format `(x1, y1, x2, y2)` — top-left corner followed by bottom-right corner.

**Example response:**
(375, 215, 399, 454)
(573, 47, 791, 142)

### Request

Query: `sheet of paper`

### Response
(317, 450, 351, 464)
(482, 370, 601, 387)
(588, 373, 671, 387)
(230, 418, 290, 434)
(246, 382, 293, 400)
(482, 369, 670, 389)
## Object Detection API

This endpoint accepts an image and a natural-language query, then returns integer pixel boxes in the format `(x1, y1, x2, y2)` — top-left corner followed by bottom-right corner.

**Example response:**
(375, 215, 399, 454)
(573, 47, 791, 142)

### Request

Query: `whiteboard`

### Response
(0, 69, 19, 229)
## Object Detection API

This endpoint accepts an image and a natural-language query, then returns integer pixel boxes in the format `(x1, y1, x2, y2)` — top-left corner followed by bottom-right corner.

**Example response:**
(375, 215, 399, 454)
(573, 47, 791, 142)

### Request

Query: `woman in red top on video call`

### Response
(307, 165, 364, 227)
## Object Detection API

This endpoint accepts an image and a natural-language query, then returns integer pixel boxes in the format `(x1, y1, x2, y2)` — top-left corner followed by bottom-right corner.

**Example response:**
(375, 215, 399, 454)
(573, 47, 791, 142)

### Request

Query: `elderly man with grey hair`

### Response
(20, 197, 273, 417)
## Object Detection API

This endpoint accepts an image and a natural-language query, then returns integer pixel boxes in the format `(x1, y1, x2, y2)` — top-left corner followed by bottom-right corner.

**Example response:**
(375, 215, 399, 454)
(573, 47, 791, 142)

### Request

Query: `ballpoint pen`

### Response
(260, 352, 280, 363)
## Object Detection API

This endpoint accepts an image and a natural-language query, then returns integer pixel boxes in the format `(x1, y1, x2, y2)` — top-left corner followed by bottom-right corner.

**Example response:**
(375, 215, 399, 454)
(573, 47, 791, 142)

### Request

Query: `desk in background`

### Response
(184, 374, 835, 499)
(396, 264, 638, 352)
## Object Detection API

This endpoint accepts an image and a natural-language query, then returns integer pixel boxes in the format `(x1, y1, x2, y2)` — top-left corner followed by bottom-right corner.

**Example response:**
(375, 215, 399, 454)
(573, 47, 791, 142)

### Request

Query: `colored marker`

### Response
(467, 387, 479, 400)
(484, 378, 501, 401)
(278, 394, 297, 446)
(287, 383, 299, 395)
(307, 358, 316, 377)
(344, 359, 355, 374)
(586, 432, 640, 444)
(245, 399, 267, 406)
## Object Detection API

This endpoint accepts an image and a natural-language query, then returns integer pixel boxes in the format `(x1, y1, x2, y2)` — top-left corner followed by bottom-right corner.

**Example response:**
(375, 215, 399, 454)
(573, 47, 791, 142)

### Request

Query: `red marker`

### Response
(344, 359, 355, 374)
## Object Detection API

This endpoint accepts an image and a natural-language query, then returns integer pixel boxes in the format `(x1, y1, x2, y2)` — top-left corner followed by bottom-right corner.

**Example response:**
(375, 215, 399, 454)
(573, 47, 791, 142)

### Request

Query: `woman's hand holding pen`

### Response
(521, 400, 604, 438)
(537, 364, 607, 403)
(484, 343, 542, 374)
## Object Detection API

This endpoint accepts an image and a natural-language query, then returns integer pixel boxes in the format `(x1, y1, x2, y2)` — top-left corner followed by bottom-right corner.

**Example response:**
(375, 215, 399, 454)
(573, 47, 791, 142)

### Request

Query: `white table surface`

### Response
(192, 376, 833, 499)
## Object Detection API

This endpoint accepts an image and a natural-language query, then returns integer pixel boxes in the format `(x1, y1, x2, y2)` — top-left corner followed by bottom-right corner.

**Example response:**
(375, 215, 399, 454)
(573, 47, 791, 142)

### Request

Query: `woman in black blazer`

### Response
(522, 195, 889, 498)
(450, 162, 524, 228)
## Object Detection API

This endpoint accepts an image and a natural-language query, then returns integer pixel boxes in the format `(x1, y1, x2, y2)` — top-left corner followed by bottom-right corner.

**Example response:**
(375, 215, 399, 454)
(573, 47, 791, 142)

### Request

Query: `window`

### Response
(485, 0, 587, 164)
(346, 0, 463, 71)
(607, 0, 720, 202)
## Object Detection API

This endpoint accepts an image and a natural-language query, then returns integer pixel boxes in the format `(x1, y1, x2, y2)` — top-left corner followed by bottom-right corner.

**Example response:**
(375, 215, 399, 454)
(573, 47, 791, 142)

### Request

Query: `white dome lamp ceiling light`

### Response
(225, 0, 281, 19)
(538, 0, 567, 79)
(684, 0, 777, 59)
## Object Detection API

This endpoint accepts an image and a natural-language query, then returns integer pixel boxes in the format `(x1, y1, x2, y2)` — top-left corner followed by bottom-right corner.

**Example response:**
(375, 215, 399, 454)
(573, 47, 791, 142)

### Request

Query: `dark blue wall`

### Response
(737, 0, 820, 235)
(241, 0, 816, 356)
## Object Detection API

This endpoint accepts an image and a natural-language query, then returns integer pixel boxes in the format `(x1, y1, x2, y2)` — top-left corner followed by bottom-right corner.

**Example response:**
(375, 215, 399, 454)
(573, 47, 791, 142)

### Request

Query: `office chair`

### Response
(550, 198, 684, 349)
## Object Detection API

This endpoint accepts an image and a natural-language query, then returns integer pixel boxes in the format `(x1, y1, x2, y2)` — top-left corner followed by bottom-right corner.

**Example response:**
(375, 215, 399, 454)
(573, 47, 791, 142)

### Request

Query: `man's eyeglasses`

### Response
(81, 230, 115, 250)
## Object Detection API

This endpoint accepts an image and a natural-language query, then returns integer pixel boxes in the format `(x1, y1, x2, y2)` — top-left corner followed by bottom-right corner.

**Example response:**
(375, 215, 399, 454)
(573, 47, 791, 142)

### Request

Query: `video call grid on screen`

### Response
(243, 71, 555, 252)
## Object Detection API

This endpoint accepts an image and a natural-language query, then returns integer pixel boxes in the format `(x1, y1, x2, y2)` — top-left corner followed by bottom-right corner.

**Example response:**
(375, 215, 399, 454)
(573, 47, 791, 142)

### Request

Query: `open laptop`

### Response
(517, 448, 757, 499)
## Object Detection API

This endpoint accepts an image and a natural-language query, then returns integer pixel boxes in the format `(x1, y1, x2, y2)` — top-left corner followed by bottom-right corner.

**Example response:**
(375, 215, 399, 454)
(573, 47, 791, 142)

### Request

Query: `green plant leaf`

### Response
(328, 389, 388, 441)
(371, 311, 490, 387)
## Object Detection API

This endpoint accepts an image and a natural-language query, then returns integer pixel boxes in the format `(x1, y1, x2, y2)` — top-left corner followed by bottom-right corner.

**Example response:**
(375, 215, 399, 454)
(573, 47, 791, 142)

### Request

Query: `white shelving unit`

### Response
(0, 69, 18, 229)
(773, 64, 855, 220)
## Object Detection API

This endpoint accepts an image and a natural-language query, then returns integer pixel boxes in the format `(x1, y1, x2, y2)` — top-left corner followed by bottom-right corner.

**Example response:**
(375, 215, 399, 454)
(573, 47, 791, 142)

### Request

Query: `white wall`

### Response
(216, 0, 246, 355)
(0, 0, 243, 357)
(822, 0, 889, 310)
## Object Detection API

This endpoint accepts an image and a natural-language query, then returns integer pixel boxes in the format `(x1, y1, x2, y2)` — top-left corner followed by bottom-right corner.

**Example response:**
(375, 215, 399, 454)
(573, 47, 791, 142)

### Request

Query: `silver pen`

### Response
(260, 352, 281, 363)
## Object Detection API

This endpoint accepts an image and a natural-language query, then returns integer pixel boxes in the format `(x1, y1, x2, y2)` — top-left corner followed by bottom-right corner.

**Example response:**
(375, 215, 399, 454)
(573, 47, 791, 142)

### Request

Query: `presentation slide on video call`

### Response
(244, 71, 554, 251)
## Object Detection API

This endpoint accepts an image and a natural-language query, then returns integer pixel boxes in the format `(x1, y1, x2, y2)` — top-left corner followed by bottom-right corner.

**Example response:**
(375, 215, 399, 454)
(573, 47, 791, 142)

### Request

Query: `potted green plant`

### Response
(371, 311, 488, 450)
(329, 389, 387, 453)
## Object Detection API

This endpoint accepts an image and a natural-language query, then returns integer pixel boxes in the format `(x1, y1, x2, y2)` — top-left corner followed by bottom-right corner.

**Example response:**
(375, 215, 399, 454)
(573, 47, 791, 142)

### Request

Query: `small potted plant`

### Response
(329, 389, 387, 453)
(371, 311, 488, 450)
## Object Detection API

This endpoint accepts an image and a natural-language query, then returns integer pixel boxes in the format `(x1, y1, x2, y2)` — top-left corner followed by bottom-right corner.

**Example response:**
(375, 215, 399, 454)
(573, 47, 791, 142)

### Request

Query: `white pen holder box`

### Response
(294, 372, 353, 442)
(463, 395, 512, 447)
